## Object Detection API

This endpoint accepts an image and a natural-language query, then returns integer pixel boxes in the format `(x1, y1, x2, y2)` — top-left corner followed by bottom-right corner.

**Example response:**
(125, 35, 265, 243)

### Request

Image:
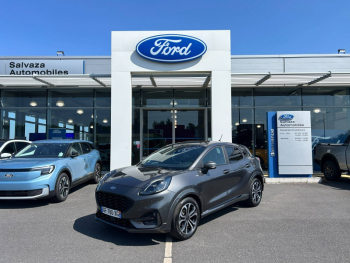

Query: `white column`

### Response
(110, 71, 132, 170)
(211, 70, 232, 143)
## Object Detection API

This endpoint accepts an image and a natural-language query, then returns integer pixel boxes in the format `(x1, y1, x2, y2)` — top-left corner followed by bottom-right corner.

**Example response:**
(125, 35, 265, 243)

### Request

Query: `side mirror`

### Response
(1, 153, 12, 159)
(202, 161, 217, 173)
(70, 151, 79, 158)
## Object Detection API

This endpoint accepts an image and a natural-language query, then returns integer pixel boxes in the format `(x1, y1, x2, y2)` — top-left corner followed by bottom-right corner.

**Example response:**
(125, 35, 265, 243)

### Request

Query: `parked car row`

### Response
(0, 140, 264, 240)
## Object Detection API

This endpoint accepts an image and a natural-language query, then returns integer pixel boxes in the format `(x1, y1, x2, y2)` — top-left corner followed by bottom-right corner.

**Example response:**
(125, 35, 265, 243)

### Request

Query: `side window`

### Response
(202, 147, 226, 166)
(225, 146, 243, 163)
(15, 142, 29, 152)
(2, 143, 16, 154)
(89, 143, 96, 150)
(70, 143, 83, 156)
(81, 143, 91, 154)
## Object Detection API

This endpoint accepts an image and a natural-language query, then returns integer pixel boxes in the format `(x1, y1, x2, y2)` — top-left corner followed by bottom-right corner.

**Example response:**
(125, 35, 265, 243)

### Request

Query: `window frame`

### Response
(224, 146, 244, 163)
(80, 142, 92, 154)
(200, 146, 228, 167)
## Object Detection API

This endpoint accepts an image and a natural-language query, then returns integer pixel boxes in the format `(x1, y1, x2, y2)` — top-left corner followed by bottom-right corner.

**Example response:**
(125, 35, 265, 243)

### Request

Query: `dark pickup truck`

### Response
(314, 136, 350, 180)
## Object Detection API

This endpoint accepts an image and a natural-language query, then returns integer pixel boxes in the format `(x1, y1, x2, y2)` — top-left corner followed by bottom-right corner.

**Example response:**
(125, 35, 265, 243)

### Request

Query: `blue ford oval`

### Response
(279, 114, 294, 121)
(136, 34, 207, 63)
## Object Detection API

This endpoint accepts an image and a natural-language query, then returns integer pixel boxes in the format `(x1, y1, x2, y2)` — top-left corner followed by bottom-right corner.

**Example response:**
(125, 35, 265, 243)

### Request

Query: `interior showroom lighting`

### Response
(103, 119, 108, 123)
(235, 122, 239, 126)
(313, 108, 321, 113)
(68, 119, 73, 124)
(30, 101, 37, 107)
(90, 125, 93, 129)
(77, 109, 84, 114)
(56, 100, 65, 107)
(257, 125, 261, 128)
(242, 119, 247, 123)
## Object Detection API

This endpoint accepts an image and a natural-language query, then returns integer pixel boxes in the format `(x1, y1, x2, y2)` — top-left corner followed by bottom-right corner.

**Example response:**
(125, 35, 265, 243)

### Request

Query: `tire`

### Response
(323, 160, 341, 181)
(244, 177, 263, 207)
(170, 197, 200, 241)
(91, 163, 102, 184)
(52, 173, 70, 202)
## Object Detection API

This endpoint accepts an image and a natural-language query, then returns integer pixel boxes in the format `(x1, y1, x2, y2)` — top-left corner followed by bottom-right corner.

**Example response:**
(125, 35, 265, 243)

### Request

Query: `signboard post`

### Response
(267, 111, 312, 178)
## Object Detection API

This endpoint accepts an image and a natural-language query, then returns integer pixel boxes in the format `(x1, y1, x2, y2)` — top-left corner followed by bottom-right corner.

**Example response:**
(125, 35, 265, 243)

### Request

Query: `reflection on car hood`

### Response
(105, 166, 181, 188)
(0, 158, 59, 169)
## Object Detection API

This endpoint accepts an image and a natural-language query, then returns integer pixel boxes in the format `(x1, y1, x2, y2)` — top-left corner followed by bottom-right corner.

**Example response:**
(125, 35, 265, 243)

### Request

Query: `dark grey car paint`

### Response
(95, 142, 264, 233)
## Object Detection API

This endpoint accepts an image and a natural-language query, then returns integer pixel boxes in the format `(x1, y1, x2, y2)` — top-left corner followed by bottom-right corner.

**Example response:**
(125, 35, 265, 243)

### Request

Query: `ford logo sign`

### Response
(279, 114, 294, 121)
(110, 186, 116, 190)
(136, 34, 207, 63)
(4, 174, 13, 178)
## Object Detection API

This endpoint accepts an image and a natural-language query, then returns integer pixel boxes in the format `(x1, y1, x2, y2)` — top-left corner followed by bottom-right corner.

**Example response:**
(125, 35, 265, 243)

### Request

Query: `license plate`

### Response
(101, 206, 121, 218)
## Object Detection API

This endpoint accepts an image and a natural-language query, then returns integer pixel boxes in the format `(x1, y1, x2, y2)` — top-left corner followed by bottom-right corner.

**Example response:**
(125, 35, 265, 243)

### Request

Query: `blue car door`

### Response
(80, 142, 95, 176)
(67, 143, 87, 182)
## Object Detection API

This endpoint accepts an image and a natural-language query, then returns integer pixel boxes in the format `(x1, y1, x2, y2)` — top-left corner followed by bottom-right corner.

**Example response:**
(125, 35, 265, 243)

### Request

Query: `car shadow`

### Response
(0, 198, 51, 209)
(198, 203, 252, 227)
(319, 175, 350, 191)
(73, 214, 166, 246)
(0, 181, 95, 209)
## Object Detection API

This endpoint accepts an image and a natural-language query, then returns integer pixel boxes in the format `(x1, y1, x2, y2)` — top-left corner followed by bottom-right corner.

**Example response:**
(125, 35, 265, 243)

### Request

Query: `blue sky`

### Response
(1, 0, 349, 56)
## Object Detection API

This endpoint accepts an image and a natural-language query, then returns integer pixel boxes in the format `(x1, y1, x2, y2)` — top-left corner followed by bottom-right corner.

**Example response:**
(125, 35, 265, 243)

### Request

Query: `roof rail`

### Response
(173, 141, 209, 144)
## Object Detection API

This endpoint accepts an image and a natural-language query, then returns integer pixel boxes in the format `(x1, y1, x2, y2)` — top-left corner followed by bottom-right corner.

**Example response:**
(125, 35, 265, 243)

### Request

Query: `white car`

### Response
(0, 140, 31, 158)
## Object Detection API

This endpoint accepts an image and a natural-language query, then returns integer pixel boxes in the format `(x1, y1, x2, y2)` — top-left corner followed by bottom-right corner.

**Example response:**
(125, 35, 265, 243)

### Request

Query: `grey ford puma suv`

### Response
(95, 141, 264, 240)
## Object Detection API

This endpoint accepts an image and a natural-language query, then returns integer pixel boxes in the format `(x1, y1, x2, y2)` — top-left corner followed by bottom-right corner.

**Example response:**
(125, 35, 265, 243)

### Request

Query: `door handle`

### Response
(223, 169, 230, 174)
(245, 164, 251, 168)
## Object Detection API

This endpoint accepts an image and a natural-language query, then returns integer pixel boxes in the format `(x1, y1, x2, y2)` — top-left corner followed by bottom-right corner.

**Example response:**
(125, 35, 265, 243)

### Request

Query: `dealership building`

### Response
(1, 30, 350, 172)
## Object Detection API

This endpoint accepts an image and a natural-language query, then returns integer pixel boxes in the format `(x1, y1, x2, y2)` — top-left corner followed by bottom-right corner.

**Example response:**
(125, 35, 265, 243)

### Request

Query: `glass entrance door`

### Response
(143, 110, 173, 157)
(174, 110, 205, 143)
(142, 109, 206, 158)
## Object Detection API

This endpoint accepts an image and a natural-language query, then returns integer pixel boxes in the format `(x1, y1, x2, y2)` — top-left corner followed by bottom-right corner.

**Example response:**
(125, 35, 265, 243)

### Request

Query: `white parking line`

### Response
(164, 234, 172, 263)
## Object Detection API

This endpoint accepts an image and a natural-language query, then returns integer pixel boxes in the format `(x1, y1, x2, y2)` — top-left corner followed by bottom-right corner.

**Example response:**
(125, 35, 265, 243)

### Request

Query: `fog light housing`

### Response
(130, 211, 161, 229)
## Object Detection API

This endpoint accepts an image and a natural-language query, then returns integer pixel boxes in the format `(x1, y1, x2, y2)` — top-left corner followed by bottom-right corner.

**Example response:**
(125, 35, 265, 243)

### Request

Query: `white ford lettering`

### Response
(150, 39, 192, 56)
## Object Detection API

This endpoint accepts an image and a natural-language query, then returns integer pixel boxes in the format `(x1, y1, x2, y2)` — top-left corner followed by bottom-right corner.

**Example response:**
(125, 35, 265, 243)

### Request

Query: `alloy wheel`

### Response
(178, 203, 198, 235)
(252, 180, 262, 204)
(324, 163, 334, 178)
(59, 176, 69, 199)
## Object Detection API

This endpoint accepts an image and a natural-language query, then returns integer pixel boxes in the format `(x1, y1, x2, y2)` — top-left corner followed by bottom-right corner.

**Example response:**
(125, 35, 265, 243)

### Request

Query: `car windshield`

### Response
(140, 145, 206, 170)
(14, 143, 70, 158)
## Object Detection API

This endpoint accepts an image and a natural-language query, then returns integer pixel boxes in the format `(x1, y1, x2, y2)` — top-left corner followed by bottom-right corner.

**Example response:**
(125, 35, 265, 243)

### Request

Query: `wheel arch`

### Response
(320, 154, 341, 173)
(249, 171, 265, 191)
(57, 168, 72, 184)
(165, 188, 203, 228)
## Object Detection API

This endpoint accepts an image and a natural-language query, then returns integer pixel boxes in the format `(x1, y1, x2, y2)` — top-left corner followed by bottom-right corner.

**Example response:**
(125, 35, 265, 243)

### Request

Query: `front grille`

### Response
(0, 189, 42, 197)
(96, 191, 134, 213)
(96, 211, 135, 229)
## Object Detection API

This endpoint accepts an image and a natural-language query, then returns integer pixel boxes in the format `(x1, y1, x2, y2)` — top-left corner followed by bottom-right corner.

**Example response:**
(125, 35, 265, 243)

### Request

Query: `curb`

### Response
(265, 177, 322, 184)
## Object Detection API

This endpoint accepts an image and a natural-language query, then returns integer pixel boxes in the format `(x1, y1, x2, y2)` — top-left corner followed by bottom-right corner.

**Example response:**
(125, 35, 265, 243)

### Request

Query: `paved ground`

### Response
(1, 177, 350, 263)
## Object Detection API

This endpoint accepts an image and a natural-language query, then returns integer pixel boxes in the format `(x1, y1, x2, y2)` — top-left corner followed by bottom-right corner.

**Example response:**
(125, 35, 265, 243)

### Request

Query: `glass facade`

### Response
(231, 87, 350, 171)
(132, 89, 211, 165)
(0, 89, 111, 170)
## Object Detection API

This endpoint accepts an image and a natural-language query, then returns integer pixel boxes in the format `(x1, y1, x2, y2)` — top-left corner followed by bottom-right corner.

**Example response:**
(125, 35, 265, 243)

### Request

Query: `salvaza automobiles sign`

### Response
(136, 34, 207, 63)
(4, 60, 84, 75)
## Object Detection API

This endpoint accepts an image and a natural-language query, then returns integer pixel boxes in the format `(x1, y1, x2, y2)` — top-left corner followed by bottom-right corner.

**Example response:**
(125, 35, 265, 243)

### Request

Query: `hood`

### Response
(104, 166, 181, 188)
(0, 158, 59, 169)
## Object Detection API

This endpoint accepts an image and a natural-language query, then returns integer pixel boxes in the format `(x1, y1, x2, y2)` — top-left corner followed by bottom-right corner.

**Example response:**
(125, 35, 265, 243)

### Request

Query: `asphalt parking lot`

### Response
(1, 177, 350, 263)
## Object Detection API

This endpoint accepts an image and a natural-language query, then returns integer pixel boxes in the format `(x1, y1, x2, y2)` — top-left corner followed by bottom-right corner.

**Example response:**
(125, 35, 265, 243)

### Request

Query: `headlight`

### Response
(32, 165, 55, 176)
(139, 176, 172, 196)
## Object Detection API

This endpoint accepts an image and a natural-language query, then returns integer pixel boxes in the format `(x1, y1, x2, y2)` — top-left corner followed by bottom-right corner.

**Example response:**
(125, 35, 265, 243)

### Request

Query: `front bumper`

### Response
(0, 186, 49, 199)
(95, 182, 176, 233)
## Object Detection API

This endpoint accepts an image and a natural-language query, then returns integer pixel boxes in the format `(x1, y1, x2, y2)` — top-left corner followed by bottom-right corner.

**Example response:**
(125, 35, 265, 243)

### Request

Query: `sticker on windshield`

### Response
(59, 152, 64, 157)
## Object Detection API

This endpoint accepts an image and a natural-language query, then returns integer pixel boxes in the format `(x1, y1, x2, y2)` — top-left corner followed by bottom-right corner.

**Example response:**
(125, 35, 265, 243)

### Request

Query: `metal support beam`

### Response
(91, 76, 107, 87)
(255, 73, 271, 86)
(307, 72, 331, 85)
(150, 76, 157, 87)
(32, 75, 54, 86)
(203, 75, 211, 87)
